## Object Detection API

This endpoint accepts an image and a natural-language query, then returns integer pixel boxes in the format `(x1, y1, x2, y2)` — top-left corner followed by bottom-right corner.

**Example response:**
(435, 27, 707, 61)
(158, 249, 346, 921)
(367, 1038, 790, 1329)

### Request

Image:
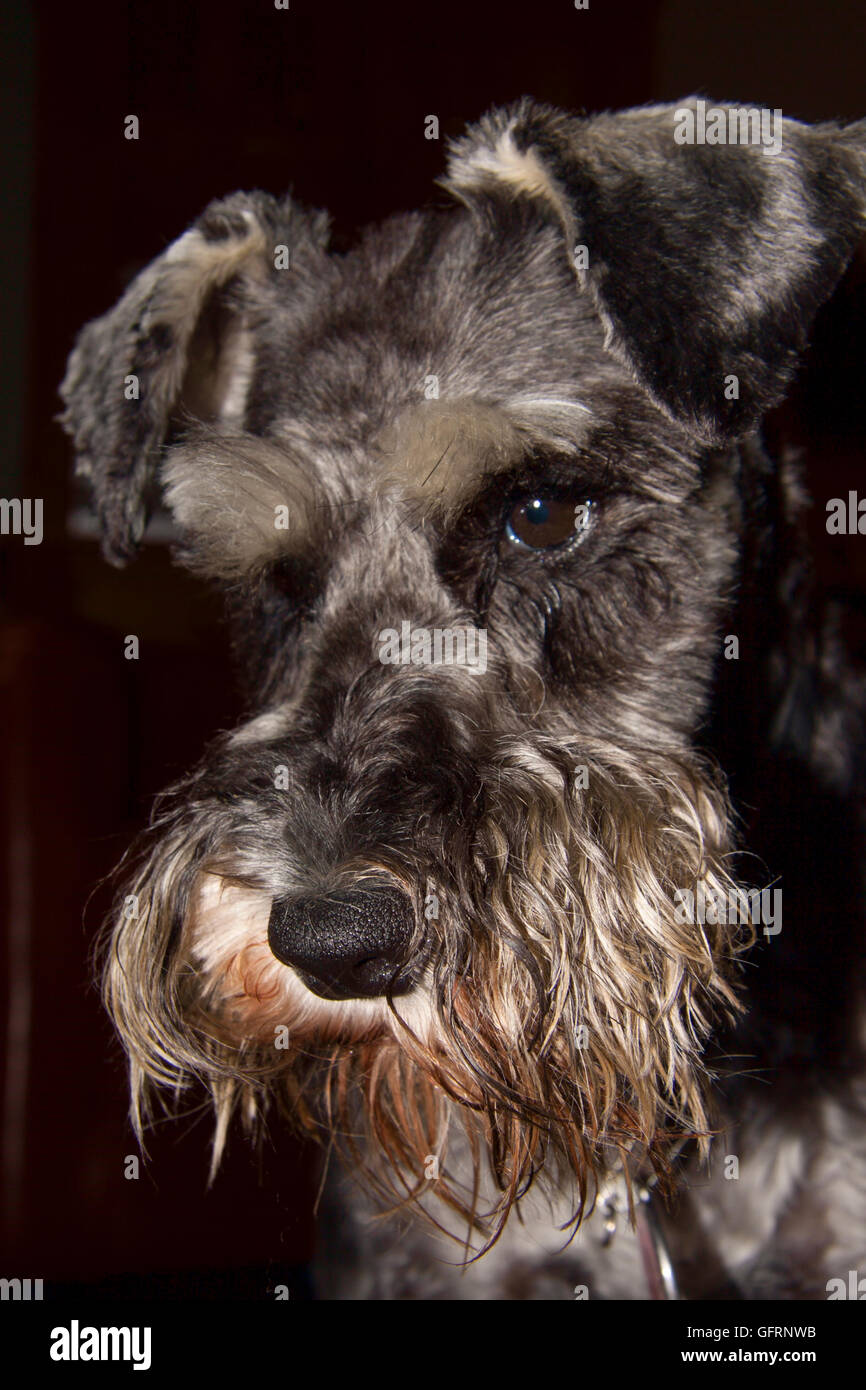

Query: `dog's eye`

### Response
(505, 497, 591, 551)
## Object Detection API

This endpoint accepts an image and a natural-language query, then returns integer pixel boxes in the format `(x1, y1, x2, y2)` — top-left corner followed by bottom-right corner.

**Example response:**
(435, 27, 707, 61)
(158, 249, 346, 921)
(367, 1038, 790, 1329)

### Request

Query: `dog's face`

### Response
(61, 99, 866, 1235)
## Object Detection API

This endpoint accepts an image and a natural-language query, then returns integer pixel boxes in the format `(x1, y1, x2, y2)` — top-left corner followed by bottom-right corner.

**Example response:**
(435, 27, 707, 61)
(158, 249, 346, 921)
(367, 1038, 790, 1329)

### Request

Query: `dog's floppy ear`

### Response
(60, 192, 329, 564)
(445, 98, 866, 443)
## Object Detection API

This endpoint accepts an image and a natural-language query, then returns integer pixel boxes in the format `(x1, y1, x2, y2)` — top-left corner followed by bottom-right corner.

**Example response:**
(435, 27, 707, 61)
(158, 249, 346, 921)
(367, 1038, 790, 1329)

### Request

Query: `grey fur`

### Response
(61, 99, 866, 1299)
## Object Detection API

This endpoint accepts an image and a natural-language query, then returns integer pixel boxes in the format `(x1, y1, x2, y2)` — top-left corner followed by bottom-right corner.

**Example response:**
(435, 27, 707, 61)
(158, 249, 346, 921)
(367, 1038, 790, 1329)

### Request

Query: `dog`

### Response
(60, 98, 866, 1300)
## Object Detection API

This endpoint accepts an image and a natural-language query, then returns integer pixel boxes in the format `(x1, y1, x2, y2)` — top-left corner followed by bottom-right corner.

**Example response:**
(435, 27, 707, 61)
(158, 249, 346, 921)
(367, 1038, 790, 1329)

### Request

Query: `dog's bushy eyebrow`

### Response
(163, 409, 521, 579)
(165, 407, 527, 580)
(162, 391, 703, 582)
(374, 399, 526, 505)
(161, 428, 329, 578)
(375, 396, 600, 521)
(379, 395, 704, 530)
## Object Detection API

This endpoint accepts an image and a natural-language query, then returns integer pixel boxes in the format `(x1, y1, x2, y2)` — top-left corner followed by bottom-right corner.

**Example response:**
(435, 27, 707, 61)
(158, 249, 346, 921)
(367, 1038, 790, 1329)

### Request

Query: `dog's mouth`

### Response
(267, 886, 420, 1001)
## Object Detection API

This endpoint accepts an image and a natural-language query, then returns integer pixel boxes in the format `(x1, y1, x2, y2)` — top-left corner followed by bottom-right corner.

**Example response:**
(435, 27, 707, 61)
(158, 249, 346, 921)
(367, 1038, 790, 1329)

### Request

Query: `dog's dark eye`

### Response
(505, 497, 591, 551)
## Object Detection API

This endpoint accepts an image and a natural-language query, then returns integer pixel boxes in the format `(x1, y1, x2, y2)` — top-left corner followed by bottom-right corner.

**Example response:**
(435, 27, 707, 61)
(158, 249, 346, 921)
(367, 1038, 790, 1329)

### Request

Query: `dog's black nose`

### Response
(268, 887, 416, 1000)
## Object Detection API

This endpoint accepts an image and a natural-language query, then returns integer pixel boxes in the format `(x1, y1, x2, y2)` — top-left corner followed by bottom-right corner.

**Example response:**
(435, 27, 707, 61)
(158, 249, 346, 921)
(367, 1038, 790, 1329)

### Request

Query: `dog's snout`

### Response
(268, 887, 416, 1000)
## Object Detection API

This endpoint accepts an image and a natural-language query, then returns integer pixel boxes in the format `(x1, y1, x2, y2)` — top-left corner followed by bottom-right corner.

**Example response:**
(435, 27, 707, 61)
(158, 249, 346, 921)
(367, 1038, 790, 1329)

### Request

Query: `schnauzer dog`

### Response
(61, 98, 866, 1300)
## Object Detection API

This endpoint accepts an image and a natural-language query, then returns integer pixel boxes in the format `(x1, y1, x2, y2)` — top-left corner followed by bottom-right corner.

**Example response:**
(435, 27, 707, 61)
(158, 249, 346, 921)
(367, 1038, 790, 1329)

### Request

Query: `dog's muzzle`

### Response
(267, 887, 416, 1000)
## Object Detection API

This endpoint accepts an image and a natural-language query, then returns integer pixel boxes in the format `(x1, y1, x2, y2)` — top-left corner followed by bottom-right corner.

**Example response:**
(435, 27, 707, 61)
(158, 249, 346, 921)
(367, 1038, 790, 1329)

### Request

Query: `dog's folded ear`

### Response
(445, 98, 866, 443)
(60, 192, 329, 565)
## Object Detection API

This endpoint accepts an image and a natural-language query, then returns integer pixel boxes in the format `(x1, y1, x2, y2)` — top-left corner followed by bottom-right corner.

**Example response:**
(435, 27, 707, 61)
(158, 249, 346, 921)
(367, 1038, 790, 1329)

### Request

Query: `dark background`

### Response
(1, 0, 864, 1297)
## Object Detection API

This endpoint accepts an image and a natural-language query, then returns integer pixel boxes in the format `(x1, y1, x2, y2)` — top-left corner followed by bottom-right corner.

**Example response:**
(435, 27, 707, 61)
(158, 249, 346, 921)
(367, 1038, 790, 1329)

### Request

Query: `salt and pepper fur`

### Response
(61, 98, 866, 1297)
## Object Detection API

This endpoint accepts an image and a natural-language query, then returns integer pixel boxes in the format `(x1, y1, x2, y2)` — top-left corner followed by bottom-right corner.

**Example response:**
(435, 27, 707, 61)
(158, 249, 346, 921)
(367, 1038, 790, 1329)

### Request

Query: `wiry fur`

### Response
(103, 724, 747, 1243)
(61, 98, 866, 1297)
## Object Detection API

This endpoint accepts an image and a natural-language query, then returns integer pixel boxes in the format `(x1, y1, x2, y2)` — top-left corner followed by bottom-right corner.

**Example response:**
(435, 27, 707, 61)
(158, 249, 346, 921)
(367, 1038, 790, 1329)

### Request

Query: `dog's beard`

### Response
(102, 734, 748, 1248)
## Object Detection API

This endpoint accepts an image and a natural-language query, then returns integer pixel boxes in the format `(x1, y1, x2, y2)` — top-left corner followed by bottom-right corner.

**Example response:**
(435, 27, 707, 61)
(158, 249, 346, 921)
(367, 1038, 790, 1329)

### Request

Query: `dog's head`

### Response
(61, 99, 866, 1240)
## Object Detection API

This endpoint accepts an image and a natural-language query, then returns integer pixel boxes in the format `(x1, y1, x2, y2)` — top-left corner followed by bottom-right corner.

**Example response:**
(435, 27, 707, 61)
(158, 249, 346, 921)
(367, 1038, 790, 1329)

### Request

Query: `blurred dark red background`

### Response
(1, 0, 864, 1297)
